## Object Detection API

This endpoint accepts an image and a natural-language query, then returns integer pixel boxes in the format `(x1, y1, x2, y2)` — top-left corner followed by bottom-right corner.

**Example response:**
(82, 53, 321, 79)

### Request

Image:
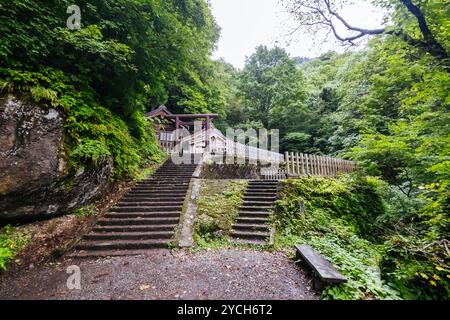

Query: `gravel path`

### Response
(0, 249, 318, 300)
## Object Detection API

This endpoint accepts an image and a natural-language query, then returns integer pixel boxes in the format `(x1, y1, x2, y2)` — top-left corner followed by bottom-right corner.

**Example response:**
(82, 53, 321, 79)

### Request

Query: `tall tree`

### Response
(238, 46, 305, 129)
(282, 0, 449, 69)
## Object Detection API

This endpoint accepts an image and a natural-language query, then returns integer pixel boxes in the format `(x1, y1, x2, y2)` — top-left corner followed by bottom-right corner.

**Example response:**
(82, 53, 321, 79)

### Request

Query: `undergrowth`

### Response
(0, 67, 164, 179)
(0, 225, 30, 271)
(274, 175, 401, 300)
(194, 180, 247, 248)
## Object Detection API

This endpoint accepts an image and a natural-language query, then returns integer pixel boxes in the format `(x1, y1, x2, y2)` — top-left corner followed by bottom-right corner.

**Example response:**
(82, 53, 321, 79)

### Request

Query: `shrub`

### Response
(0, 225, 30, 271)
(274, 176, 400, 300)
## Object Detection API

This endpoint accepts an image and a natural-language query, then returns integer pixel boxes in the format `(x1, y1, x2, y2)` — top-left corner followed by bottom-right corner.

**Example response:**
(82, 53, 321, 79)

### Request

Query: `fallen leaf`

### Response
(139, 284, 151, 291)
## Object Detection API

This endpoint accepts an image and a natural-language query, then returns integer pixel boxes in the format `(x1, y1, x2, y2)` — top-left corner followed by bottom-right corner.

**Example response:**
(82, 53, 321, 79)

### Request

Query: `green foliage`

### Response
(195, 180, 248, 246)
(0, 0, 222, 178)
(0, 225, 30, 271)
(381, 234, 450, 300)
(274, 177, 400, 300)
(239, 46, 306, 131)
(74, 205, 97, 218)
(275, 174, 450, 300)
(71, 139, 111, 164)
(0, 67, 163, 177)
(257, 3, 449, 299)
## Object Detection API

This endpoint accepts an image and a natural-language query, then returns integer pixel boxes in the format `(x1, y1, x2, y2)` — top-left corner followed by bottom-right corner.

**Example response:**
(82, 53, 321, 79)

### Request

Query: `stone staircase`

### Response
(74, 159, 198, 257)
(230, 180, 278, 245)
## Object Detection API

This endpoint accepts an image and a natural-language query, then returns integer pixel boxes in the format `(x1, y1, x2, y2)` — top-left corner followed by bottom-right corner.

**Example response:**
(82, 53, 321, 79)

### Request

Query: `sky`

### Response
(209, 0, 386, 69)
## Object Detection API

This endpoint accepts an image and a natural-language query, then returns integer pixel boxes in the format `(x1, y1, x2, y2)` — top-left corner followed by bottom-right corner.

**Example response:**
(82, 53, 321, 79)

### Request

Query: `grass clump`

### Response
(194, 180, 248, 248)
(0, 225, 30, 271)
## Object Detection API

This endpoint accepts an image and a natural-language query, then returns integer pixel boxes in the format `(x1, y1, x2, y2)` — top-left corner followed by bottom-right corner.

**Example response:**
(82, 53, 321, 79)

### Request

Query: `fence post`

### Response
(304, 154, 308, 175)
(300, 153, 304, 176)
(311, 154, 317, 176)
(285, 152, 290, 176)
(329, 158, 332, 176)
(295, 152, 300, 177)
(314, 155, 318, 176)
(291, 152, 296, 176)
(319, 156, 325, 177)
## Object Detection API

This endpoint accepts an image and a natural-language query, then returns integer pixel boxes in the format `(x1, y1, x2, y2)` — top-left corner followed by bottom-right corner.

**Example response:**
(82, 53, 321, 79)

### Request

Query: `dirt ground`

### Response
(0, 248, 318, 300)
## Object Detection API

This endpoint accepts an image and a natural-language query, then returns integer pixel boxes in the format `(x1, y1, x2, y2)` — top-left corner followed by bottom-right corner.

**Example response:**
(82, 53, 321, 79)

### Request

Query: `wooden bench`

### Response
(295, 244, 347, 290)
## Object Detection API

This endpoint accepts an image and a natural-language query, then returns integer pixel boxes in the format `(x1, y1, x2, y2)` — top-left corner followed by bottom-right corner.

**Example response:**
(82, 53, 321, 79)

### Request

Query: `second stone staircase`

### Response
(230, 180, 278, 245)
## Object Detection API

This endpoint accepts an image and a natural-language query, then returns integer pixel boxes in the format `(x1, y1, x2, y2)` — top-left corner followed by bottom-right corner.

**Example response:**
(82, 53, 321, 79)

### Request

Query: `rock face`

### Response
(0, 95, 113, 223)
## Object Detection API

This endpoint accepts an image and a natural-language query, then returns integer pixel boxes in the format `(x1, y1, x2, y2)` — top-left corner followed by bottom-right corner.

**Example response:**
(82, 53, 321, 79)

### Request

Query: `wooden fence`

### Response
(158, 131, 176, 153)
(260, 167, 287, 180)
(285, 152, 355, 177)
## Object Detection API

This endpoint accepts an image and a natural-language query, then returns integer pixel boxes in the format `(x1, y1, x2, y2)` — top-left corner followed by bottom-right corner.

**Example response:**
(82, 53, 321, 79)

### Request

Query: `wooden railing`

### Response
(159, 140, 176, 153)
(158, 131, 176, 153)
(285, 152, 355, 177)
(261, 168, 287, 180)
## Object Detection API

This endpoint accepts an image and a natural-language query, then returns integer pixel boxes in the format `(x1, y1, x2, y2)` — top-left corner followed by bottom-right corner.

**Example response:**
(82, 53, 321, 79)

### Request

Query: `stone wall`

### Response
(200, 163, 261, 180)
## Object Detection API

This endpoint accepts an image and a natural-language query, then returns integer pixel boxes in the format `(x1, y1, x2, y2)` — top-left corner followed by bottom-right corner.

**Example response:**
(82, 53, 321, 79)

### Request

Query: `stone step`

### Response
(130, 188, 188, 193)
(242, 201, 274, 206)
(154, 168, 196, 170)
(151, 173, 193, 177)
(248, 182, 278, 186)
(73, 249, 158, 258)
(244, 193, 277, 198)
(230, 230, 269, 240)
(161, 164, 198, 167)
(125, 193, 186, 198)
(98, 217, 179, 226)
(76, 239, 170, 251)
(149, 177, 192, 180)
(235, 217, 269, 224)
(232, 223, 269, 232)
(155, 168, 197, 171)
(140, 178, 191, 182)
(105, 212, 180, 218)
(116, 201, 184, 207)
(229, 238, 267, 245)
(246, 190, 277, 194)
(83, 231, 174, 241)
(112, 206, 182, 212)
(153, 169, 196, 172)
(246, 186, 278, 191)
(243, 196, 277, 201)
(238, 211, 271, 218)
(137, 180, 190, 185)
(239, 206, 273, 212)
(139, 181, 191, 185)
(120, 197, 186, 202)
(92, 225, 177, 233)
(132, 183, 189, 190)
(126, 190, 187, 195)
